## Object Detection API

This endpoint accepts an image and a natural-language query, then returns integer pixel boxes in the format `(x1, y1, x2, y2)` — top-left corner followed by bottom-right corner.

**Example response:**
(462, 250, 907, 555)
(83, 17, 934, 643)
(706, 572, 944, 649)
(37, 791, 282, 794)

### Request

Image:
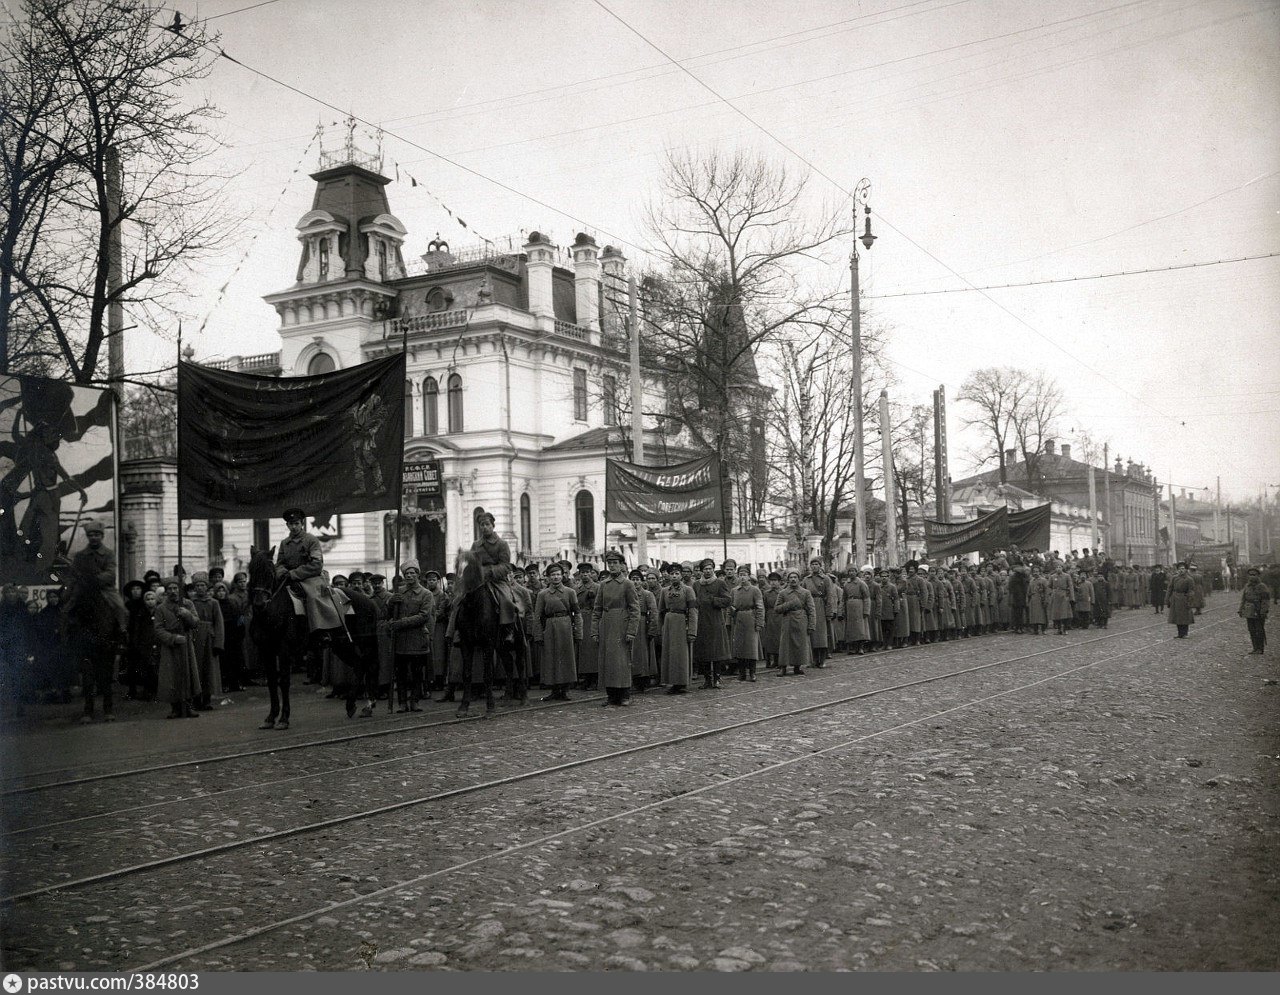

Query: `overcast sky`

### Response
(149, 0, 1280, 503)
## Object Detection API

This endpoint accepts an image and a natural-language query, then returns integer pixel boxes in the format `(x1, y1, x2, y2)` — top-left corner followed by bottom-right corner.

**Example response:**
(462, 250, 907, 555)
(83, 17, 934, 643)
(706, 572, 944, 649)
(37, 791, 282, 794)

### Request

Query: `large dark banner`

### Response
(178, 354, 405, 520)
(924, 506, 1009, 557)
(605, 454, 722, 523)
(1009, 503, 1053, 550)
(1, 373, 117, 586)
(1179, 542, 1235, 568)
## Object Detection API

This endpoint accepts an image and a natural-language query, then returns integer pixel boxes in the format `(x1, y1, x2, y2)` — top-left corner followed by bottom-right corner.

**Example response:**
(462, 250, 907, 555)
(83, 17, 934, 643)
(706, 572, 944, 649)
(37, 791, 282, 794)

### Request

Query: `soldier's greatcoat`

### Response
(761, 587, 782, 657)
(659, 583, 698, 686)
(843, 577, 871, 643)
(592, 574, 640, 690)
(800, 572, 836, 651)
(729, 582, 764, 660)
(532, 584, 580, 686)
(776, 587, 815, 670)
(692, 576, 732, 666)
(1168, 574, 1196, 626)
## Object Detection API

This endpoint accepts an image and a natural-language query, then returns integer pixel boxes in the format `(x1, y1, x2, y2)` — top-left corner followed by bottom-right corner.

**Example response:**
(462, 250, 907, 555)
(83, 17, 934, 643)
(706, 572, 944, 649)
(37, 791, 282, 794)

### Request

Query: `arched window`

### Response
(574, 490, 595, 550)
(404, 380, 414, 437)
(447, 372, 463, 433)
(307, 352, 335, 376)
(520, 493, 532, 552)
(423, 376, 438, 435)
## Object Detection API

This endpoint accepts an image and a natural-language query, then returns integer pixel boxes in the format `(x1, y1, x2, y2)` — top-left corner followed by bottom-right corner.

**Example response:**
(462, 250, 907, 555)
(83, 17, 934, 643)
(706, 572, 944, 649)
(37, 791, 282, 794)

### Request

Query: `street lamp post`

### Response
(851, 179, 875, 568)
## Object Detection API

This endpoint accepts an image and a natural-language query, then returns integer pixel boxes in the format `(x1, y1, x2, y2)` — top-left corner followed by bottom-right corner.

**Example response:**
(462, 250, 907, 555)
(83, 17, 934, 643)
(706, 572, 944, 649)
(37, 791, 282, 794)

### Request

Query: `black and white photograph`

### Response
(1, 0, 1278, 978)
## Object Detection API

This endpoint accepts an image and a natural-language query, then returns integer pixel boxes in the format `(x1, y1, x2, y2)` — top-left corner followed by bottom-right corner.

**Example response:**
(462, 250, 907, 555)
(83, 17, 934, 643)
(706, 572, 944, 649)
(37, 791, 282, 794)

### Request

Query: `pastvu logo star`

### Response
(4, 974, 22, 994)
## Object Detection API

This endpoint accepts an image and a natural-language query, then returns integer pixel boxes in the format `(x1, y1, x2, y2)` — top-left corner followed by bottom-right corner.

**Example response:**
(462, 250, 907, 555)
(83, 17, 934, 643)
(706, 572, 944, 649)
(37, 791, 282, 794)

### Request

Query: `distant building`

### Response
(953, 440, 1160, 564)
(1163, 488, 1250, 564)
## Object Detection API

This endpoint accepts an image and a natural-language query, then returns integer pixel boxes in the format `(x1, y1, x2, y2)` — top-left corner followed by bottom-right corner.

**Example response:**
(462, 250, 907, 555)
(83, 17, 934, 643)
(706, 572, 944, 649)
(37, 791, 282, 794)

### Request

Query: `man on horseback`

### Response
(448, 510, 522, 647)
(274, 507, 345, 633)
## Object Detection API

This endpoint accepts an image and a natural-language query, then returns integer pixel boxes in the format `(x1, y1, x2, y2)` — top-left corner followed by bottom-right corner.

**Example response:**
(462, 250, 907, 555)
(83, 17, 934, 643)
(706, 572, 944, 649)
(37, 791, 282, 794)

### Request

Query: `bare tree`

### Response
(1011, 371, 1066, 491)
(0, 0, 237, 383)
(889, 401, 933, 554)
(121, 376, 176, 459)
(631, 147, 854, 534)
(957, 366, 1025, 484)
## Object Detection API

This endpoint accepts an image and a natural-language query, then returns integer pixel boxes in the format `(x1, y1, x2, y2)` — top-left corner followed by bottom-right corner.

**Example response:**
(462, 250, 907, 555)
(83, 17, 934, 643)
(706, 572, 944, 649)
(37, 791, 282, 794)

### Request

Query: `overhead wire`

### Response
(867, 252, 1280, 298)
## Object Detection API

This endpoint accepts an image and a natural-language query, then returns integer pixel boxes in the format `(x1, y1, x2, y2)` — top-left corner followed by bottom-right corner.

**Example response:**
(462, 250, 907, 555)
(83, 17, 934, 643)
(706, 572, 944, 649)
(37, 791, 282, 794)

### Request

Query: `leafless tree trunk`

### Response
(0, 0, 237, 384)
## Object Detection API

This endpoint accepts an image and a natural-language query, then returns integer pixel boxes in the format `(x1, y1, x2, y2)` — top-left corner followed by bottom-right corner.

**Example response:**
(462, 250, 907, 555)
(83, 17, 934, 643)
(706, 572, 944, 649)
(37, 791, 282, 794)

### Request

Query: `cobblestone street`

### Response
(3, 595, 1277, 972)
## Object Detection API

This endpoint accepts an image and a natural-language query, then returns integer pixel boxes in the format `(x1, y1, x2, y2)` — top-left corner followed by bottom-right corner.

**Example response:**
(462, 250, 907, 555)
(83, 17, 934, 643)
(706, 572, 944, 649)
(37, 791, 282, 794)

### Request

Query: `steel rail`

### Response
(2, 611, 1217, 906)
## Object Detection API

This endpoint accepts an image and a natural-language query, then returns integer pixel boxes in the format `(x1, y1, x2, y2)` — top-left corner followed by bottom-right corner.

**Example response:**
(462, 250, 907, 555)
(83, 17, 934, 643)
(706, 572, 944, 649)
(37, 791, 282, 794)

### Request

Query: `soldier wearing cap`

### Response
(629, 567, 660, 692)
(387, 558, 434, 712)
(593, 550, 640, 706)
(801, 556, 839, 666)
(532, 561, 581, 700)
(187, 570, 225, 711)
(692, 557, 732, 689)
(1239, 567, 1270, 654)
(659, 560, 698, 693)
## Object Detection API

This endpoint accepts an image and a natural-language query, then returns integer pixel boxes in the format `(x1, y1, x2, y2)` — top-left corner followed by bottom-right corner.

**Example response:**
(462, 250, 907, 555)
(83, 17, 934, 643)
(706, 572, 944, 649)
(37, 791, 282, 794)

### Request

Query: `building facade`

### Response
(953, 440, 1158, 563)
(162, 152, 783, 580)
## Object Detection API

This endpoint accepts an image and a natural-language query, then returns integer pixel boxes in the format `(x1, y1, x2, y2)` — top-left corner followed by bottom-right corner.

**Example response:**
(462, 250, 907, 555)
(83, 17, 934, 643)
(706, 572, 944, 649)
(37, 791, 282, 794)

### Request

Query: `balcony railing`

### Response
(387, 309, 470, 337)
(204, 352, 281, 373)
(554, 319, 589, 342)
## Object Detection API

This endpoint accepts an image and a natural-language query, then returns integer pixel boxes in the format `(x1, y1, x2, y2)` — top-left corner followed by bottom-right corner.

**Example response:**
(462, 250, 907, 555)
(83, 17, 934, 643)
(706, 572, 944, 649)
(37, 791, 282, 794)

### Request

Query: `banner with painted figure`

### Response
(924, 506, 1009, 557)
(605, 454, 723, 523)
(0, 373, 117, 586)
(177, 354, 405, 520)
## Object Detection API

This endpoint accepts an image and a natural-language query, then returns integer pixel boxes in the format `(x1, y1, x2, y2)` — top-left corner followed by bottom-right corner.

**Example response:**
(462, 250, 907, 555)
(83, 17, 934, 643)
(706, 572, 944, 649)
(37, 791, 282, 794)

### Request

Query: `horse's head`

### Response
(248, 545, 277, 607)
(454, 548, 484, 597)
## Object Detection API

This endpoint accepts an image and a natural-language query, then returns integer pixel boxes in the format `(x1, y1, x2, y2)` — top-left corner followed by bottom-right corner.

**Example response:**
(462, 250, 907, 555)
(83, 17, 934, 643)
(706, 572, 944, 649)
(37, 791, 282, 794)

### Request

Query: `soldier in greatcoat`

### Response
(1074, 567, 1094, 628)
(842, 568, 871, 655)
(864, 568, 883, 650)
(187, 572, 224, 711)
(1091, 570, 1111, 629)
(1009, 563, 1029, 633)
(692, 558, 732, 688)
(1047, 562, 1075, 635)
(592, 550, 640, 707)
(878, 569, 899, 648)
(1167, 563, 1196, 638)
(918, 564, 937, 643)
(800, 557, 838, 667)
(760, 572, 783, 668)
(1238, 567, 1270, 654)
(902, 562, 923, 645)
(659, 563, 698, 694)
(628, 568, 660, 692)
(728, 564, 764, 682)
(532, 562, 581, 700)
(387, 560, 434, 712)
(776, 569, 815, 676)
(1027, 565, 1049, 634)
(1189, 564, 1206, 614)
(575, 564, 600, 690)
(928, 567, 950, 641)
(1149, 565, 1168, 614)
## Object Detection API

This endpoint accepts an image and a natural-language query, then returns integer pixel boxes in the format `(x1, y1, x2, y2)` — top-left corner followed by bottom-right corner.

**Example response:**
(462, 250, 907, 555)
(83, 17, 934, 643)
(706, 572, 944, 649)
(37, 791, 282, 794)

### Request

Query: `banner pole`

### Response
(175, 324, 183, 578)
(395, 323, 408, 580)
(628, 275, 646, 568)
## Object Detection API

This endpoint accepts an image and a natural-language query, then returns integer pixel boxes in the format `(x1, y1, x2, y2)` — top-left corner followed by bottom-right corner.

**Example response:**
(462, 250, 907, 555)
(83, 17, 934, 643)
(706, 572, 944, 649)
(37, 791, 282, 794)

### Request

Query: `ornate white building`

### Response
(190, 153, 787, 579)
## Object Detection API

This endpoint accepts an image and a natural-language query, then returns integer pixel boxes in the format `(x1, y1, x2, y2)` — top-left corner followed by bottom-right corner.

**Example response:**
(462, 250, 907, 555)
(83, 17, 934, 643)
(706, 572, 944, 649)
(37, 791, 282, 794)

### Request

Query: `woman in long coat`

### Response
(776, 570, 815, 675)
(532, 563, 581, 700)
(728, 565, 764, 681)
(188, 572, 224, 709)
(154, 579, 201, 719)
(692, 559, 732, 688)
(760, 573, 783, 668)
(628, 569, 660, 691)
(592, 552, 640, 707)
(842, 571, 871, 654)
(1167, 563, 1196, 637)
(1026, 566, 1049, 634)
(660, 566, 698, 693)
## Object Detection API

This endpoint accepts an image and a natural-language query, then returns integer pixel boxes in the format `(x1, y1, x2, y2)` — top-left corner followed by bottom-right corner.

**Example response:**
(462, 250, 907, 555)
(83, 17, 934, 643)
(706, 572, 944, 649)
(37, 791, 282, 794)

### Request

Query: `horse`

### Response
(451, 549, 528, 718)
(247, 547, 380, 729)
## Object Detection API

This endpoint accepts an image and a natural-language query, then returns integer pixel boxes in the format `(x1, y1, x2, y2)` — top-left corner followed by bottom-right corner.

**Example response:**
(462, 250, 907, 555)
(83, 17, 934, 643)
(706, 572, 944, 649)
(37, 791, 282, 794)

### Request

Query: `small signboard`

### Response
(403, 459, 442, 496)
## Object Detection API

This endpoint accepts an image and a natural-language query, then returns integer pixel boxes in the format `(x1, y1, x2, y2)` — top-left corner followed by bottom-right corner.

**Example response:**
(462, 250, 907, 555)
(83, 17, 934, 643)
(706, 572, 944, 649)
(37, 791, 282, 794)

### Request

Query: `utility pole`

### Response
(879, 389, 898, 567)
(1088, 463, 1099, 552)
(1214, 475, 1222, 541)
(933, 386, 950, 522)
(850, 179, 874, 568)
(1169, 481, 1178, 564)
(1102, 442, 1112, 555)
(629, 275, 646, 568)
(106, 146, 125, 403)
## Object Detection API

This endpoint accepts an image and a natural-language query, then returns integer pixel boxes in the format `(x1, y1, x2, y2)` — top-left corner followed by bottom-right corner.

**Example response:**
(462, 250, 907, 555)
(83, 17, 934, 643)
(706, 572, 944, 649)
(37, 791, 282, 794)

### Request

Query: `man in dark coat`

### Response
(1239, 568, 1270, 655)
(1008, 564, 1030, 633)
(1149, 565, 1168, 614)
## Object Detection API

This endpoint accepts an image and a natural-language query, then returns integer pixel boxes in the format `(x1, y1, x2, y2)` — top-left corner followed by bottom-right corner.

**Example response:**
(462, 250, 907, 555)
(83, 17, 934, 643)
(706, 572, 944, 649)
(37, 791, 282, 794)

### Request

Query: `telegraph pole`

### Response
(629, 275, 647, 567)
(879, 389, 898, 567)
(932, 386, 950, 522)
(850, 179, 874, 568)
(1168, 481, 1178, 564)
(1088, 463, 1099, 552)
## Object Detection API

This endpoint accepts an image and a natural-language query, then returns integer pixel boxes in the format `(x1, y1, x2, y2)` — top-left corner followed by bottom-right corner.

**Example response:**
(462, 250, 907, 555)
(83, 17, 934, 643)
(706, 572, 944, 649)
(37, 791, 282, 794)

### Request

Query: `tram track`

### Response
(122, 612, 1233, 973)
(1, 610, 1219, 907)
(1, 605, 1173, 797)
(3, 616, 1090, 835)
